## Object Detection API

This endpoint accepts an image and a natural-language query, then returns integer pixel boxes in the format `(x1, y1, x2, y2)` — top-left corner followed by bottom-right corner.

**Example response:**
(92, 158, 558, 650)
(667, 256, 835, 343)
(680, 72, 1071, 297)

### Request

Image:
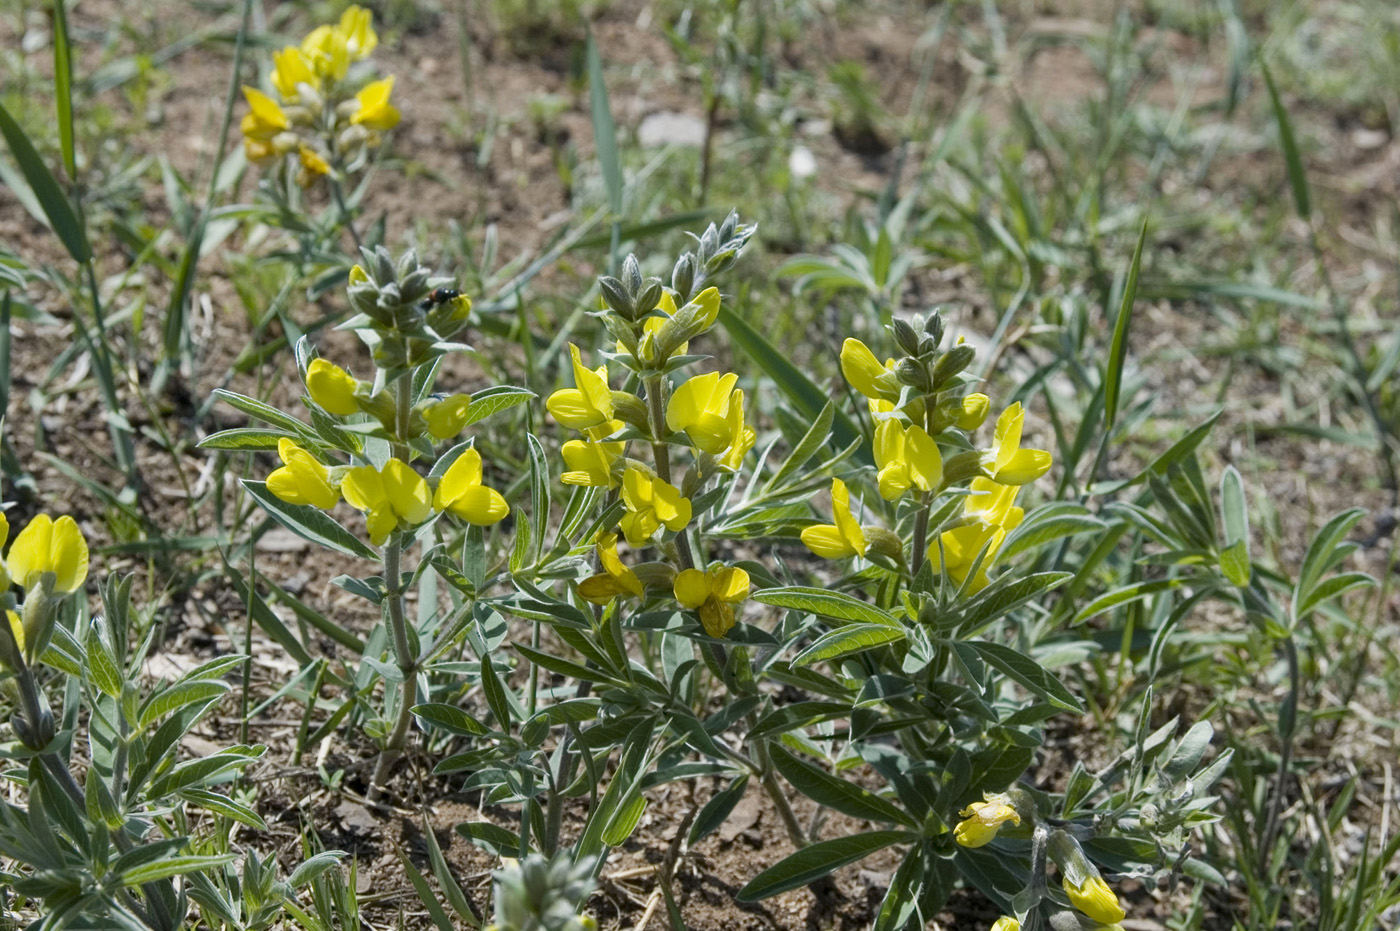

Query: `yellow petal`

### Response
(801, 524, 858, 559)
(673, 568, 709, 609)
(0, 511, 8, 549)
(1063, 876, 1125, 925)
(382, 459, 432, 524)
(957, 393, 990, 430)
(699, 600, 735, 638)
(426, 393, 473, 440)
(993, 449, 1052, 486)
(989, 918, 1020, 931)
(830, 479, 866, 556)
(352, 76, 400, 130)
(340, 465, 387, 513)
(579, 574, 626, 604)
(307, 359, 360, 415)
(905, 425, 943, 491)
(840, 338, 894, 400)
(993, 403, 1025, 474)
(873, 419, 905, 471)
(272, 46, 317, 98)
(445, 485, 508, 526)
(49, 516, 89, 593)
(7, 514, 53, 590)
(561, 440, 621, 488)
(691, 287, 721, 329)
(337, 5, 378, 58)
(711, 567, 750, 604)
(876, 462, 911, 501)
(620, 510, 659, 548)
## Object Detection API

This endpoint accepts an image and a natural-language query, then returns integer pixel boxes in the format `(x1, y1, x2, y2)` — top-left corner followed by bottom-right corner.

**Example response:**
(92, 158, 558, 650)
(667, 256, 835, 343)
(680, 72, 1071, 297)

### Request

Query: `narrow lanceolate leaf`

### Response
(121, 855, 237, 886)
(243, 481, 379, 560)
(411, 703, 490, 738)
(769, 745, 914, 827)
(754, 587, 899, 626)
(689, 774, 750, 845)
(736, 831, 909, 901)
(52, 0, 77, 180)
(1261, 62, 1310, 221)
(792, 623, 906, 667)
(463, 386, 535, 427)
(587, 33, 623, 215)
(958, 641, 1083, 713)
(1291, 507, 1367, 623)
(718, 304, 870, 465)
(0, 100, 90, 263)
(1104, 219, 1147, 429)
(761, 401, 835, 494)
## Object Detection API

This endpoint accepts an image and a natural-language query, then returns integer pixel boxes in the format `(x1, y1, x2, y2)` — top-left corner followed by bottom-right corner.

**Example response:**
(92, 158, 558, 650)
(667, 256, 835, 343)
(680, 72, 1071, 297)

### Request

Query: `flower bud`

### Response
(896, 358, 930, 392)
(892, 318, 922, 357)
(957, 393, 990, 430)
(928, 344, 975, 389)
(671, 253, 696, 302)
(924, 311, 945, 344)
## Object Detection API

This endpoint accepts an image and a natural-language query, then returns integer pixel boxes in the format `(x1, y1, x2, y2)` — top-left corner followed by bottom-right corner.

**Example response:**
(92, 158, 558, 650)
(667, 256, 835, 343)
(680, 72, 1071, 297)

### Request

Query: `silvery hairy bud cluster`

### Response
(488, 853, 597, 931)
(344, 246, 471, 376)
(597, 253, 663, 323)
(670, 209, 757, 304)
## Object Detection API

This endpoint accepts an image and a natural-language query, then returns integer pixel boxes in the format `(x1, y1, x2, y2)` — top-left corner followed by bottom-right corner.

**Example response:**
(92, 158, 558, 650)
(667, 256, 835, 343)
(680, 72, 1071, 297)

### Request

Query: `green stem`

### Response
(368, 377, 418, 800)
(753, 739, 807, 848)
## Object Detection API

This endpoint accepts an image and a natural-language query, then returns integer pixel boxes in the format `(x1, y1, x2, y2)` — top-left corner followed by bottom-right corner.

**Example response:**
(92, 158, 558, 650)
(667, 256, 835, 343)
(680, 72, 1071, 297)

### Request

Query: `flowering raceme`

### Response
(674, 564, 750, 637)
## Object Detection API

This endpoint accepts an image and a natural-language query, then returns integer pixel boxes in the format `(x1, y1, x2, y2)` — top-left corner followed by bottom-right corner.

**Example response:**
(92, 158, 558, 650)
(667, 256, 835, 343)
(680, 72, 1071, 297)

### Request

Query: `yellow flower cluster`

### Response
(265, 353, 508, 546)
(240, 6, 400, 185)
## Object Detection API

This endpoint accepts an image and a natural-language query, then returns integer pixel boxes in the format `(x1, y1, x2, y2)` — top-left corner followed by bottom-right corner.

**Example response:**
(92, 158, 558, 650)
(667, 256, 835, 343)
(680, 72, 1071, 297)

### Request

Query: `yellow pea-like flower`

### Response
(306, 358, 360, 416)
(716, 390, 756, 472)
(839, 338, 899, 402)
(352, 76, 401, 131)
(619, 469, 692, 547)
(335, 5, 379, 59)
(990, 918, 1020, 931)
(547, 344, 615, 433)
(267, 438, 341, 510)
(433, 448, 508, 526)
(930, 477, 1023, 593)
(561, 439, 624, 489)
(7, 514, 89, 594)
(300, 24, 351, 82)
(425, 393, 473, 440)
(272, 46, 319, 99)
(342, 458, 433, 545)
(957, 393, 990, 430)
(240, 87, 289, 164)
(667, 372, 742, 455)
(578, 532, 644, 604)
(954, 793, 1021, 848)
(985, 403, 1052, 485)
(674, 564, 749, 637)
(800, 479, 867, 559)
(1063, 875, 1126, 925)
(298, 144, 331, 179)
(873, 419, 942, 500)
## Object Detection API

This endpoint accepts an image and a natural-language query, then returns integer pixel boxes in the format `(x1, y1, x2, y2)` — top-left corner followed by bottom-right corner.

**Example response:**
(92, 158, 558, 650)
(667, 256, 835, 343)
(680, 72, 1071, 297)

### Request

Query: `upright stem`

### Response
(752, 739, 807, 848)
(368, 377, 418, 800)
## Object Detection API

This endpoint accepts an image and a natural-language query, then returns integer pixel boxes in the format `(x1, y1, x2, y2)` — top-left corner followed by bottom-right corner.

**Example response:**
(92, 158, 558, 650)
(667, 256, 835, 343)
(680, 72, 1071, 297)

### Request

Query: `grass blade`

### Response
(1261, 61, 1310, 221)
(52, 0, 77, 180)
(587, 33, 623, 216)
(0, 100, 90, 263)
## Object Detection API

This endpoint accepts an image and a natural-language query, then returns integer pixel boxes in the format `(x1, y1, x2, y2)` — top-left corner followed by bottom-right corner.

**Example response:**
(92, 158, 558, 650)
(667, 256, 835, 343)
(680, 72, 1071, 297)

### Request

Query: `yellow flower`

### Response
(267, 439, 340, 510)
(1063, 875, 1125, 925)
(666, 372, 752, 458)
(561, 439, 623, 488)
(240, 86, 289, 162)
(547, 344, 615, 433)
(984, 403, 1052, 485)
(954, 793, 1021, 848)
(957, 393, 990, 430)
(717, 392, 756, 471)
(674, 565, 749, 637)
(342, 458, 433, 545)
(800, 479, 867, 559)
(873, 419, 942, 500)
(840, 338, 899, 402)
(622, 295, 686, 362)
(578, 532, 643, 604)
(298, 144, 331, 179)
(300, 24, 350, 82)
(425, 393, 473, 440)
(306, 358, 360, 416)
(0, 511, 9, 549)
(7, 515, 89, 594)
(930, 478, 1023, 593)
(619, 469, 692, 547)
(433, 449, 508, 526)
(272, 46, 318, 99)
(989, 919, 1019, 931)
(336, 5, 379, 59)
(351, 76, 401, 131)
